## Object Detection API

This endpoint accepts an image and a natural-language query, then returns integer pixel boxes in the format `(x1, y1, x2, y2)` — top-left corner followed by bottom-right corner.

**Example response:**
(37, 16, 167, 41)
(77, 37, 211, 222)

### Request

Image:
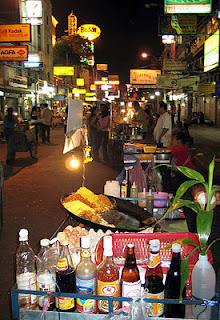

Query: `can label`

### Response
(122, 280, 141, 313)
(145, 290, 164, 316)
(55, 296, 75, 310)
(97, 280, 120, 313)
(16, 272, 37, 305)
(76, 277, 96, 313)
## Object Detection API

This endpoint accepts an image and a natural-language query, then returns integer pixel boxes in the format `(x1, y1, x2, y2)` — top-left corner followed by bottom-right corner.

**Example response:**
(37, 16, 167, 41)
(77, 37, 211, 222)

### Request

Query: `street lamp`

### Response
(141, 52, 148, 59)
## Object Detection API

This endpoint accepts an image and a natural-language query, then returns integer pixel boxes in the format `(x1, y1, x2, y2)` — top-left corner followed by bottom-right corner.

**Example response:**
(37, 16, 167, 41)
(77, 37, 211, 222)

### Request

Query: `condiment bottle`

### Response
(36, 238, 56, 311)
(130, 182, 138, 204)
(76, 236, 97, 313)
(164, 243, 185, 318)
(97, 236, 121, 313)
(121, 168, 131, 198)
(55, 239, 76, 312)
(121, 244, 141, 313)
(144, 239, 164, 317)
(16, 228, 37, 309)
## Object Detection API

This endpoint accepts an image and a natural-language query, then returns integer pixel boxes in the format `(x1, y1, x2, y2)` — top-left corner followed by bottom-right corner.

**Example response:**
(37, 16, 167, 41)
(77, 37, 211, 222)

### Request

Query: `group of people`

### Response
(133, 100, 193, 169)
(87, 103, 110, 163)
(31, 103, 53, 145)
(1, 103, 53, 165)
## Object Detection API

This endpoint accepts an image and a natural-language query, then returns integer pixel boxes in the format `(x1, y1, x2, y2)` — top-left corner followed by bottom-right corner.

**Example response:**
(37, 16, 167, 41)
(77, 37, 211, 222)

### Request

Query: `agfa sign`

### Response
(0, 46, 28, 61)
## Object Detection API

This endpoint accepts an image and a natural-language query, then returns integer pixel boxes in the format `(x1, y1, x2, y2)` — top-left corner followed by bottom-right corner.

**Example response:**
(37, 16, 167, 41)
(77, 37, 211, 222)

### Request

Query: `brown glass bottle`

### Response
(144, 239, 164, 317)
(121, 244, 141, 313)
(55, 239, 76, 312)
(97, 236, 121, 313)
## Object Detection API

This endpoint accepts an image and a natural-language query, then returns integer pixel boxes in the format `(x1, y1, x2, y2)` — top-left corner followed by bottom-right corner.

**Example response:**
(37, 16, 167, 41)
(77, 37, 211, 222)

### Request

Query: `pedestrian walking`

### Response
(93, 104, 110, 163)
(40, 103, 53, 144)
(3, 107, 18, 165)
(153, 101, 172, 147)
(31, 106, 41, 143)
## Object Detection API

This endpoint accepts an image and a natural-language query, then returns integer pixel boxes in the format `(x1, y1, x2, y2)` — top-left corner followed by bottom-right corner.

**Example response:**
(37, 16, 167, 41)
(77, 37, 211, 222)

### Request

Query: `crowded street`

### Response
(1, 0, 220, 319)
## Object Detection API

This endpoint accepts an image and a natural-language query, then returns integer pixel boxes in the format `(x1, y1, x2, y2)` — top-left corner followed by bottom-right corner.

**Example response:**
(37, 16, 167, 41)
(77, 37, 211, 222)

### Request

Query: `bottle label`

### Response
(55, 296, 75, 311)
(145, 290, 164, 317)
(97, 280, 120, 313)
(81, 249, 91, 258)
(56, 258, 68, 271)
(76, 277, 96, 313)
(37, 273, 56, 307)
(122, 280, 141, 313)
(16, 272, 37, 305)
(148, 254, 161, 269)
(121, 184, 127, 198)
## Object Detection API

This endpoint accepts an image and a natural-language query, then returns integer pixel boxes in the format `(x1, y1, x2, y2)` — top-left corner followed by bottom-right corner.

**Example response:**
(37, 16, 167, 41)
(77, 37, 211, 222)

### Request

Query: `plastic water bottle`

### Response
(16, 229, 37, 309)
(36, 238, 56, 310)
(191, 254, 216, 319)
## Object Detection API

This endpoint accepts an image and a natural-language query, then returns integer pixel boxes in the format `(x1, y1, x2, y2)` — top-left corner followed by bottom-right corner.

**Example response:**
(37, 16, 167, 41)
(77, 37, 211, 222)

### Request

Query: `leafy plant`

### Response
(156, 158, 220, 299)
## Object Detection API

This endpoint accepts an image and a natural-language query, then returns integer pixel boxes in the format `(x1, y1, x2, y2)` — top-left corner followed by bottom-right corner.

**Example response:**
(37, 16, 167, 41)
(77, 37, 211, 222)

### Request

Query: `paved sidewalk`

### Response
(189, 125, 220, 181)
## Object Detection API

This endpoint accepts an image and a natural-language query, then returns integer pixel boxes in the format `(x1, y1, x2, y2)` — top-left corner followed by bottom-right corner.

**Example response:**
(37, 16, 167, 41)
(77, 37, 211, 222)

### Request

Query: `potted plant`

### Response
(156, 159, 220, 318)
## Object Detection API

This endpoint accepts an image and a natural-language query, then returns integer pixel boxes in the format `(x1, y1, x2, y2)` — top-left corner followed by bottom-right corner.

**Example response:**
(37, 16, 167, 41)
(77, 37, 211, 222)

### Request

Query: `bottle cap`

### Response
(127, 243, 134, 248)
(19, 229, 28, 241)
(40, 238, 50, 247)
(103, 236, 113, 256)
(81, 236, 90, 249)
(172, 243, 181, 253)
(149, 239, 160, 252)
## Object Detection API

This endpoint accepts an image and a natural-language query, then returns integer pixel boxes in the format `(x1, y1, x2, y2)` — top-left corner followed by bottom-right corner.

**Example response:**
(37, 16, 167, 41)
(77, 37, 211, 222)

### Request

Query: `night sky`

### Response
(51, 0, 163, 83)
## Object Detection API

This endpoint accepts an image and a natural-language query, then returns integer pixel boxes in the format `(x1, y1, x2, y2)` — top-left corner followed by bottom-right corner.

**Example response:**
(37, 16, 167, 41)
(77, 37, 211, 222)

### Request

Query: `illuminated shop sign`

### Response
(53, 66, 74, 76)
(204, 29, 219, 72)
(164, 0, 212, 14)
(0, 45, 28, 61)
(0, 24, 31, 42)
(130, 69, 161, 85)
(24, 52, 41, 67)
(77, 24, 101, 41)
(76, 78, 84, 86)
(20, 0, 43, 25)
(96, 64, 108, 71)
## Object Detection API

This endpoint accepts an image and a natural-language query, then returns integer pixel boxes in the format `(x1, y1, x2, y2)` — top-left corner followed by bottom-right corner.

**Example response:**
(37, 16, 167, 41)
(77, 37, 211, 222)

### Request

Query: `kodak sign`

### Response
(0, 24, 31, 42)
(0, 46, 28, 61)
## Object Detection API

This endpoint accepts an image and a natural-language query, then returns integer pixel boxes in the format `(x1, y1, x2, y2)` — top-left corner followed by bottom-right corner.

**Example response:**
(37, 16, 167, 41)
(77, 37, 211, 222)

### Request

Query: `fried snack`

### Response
(76, 187, 96, 201)
(63, 225, 89, 249)
(98, 194, 114, 209)
(63, 193, 96, 209)
(63, 200, 96, 215)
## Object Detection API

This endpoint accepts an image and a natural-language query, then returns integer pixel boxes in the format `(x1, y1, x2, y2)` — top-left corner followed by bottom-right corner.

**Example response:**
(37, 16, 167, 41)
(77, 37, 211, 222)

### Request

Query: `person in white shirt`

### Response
(153, 101, 172, 147)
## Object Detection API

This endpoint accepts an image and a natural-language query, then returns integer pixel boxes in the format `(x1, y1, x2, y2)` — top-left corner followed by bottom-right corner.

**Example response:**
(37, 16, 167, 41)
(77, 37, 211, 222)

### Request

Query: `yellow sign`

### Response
(0, 45, 28, 61)
(76, 78, 84, 86)
(85, 96, 97, 102)
(90, 84, 96, 91)
(72, 88, 86, 94)
(0, 24, 31, 42)
(95, 80, 120, 85)
(130, 69, 161, 85)
(197, 83, 216, 94)
(77, 24, 101, 41)
(54, 66, 74, 76)
(86, 92, 96, 97)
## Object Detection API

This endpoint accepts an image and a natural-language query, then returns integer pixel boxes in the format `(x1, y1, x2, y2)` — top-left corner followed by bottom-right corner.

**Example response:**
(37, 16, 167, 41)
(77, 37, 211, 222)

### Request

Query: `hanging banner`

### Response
(130, 69, 161, 85)
(0, 24, 31, 42)
(0, 46, 28, 61)
(159, 15, 197, 35)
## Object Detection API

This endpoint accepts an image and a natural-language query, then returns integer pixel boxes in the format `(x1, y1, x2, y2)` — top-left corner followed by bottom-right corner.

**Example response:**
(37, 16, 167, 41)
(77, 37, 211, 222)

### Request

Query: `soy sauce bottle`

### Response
(55, 239, 76, 312)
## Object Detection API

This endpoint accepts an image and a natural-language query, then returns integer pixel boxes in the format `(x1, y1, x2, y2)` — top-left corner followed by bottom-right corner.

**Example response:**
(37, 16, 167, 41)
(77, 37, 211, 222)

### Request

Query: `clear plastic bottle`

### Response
(76, 236, 97, 313)
(36, 238, 56, 310)
(192, 254, 216, 319)
(16, 228, 37, 309)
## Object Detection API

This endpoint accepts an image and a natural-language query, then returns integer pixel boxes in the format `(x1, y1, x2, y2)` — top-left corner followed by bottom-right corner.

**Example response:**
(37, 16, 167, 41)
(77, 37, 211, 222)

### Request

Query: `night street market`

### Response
(1, 0, 220, 319)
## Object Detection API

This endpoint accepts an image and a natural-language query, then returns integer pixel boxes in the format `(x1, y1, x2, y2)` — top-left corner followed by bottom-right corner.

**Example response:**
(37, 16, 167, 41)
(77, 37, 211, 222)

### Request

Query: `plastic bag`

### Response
(130, 298, 148, 320)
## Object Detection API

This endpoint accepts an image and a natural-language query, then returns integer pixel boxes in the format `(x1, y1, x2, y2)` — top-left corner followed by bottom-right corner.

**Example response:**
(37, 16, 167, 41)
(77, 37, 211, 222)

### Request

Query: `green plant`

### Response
(156, 158, 220, 299)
